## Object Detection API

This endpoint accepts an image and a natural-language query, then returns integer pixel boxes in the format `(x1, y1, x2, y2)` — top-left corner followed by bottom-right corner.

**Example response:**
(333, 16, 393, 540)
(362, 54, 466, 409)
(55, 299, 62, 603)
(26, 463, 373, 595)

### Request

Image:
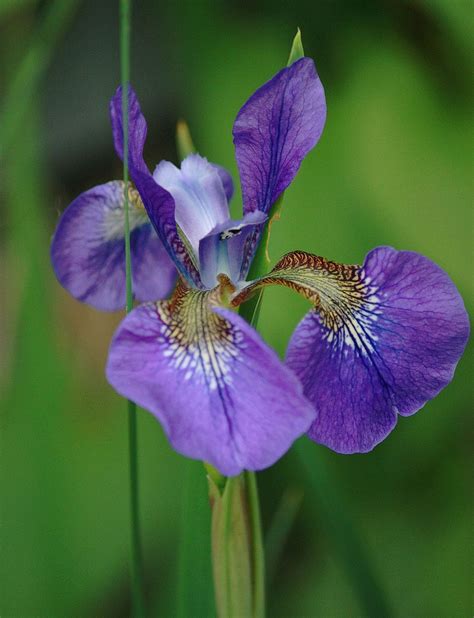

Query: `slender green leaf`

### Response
(0, 0, 37, 20)
(176, 461, 214, 618)
(296, 441, 392, 618)
(1, 100, 72, 618)
(265, 488, 303, 585)
(0, 0, 80, 154)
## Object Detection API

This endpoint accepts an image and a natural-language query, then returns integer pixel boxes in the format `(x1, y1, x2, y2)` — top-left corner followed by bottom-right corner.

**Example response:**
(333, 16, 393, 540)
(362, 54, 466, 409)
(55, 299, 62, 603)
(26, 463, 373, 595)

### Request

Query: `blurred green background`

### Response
(0, 1, 472, 616)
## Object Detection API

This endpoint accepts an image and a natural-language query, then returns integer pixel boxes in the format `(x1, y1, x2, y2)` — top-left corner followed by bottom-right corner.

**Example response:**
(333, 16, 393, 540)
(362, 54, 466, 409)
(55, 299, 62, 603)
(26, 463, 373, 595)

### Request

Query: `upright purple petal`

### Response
(283, 248, 469, 453)
(233, 57, 325, 274)
(233, 58, 326, 215)
(109, 86, 203, 288)
(51, 181, 176, 311)
(109, 84, 147, 173)
(106, 282, 315, 475)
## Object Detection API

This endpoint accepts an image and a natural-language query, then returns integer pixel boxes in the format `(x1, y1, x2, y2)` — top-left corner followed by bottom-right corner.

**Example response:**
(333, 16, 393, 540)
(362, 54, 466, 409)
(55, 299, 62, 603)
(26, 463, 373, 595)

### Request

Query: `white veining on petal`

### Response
(232, 251, 384, 358)
(153, 154, 230, 257)
(156, 285, 246, 391)
(321, 285, 382, 357)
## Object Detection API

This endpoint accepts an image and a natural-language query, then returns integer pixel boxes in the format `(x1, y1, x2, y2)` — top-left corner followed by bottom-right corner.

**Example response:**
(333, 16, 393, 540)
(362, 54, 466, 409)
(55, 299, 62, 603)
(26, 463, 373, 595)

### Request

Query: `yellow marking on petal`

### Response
(127, 182, 146, 211)
(103, 181, 148, 241)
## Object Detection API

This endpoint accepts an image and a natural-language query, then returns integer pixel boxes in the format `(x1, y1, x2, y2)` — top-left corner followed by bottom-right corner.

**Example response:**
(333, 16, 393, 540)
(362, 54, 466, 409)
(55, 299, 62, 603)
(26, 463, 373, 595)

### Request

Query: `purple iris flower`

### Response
(51, 57, 469, 476)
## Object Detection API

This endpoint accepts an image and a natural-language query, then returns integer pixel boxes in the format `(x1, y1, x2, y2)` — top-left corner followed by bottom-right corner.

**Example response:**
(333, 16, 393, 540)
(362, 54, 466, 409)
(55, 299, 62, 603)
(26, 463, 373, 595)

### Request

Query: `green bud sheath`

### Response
(209, 475, 253, 618)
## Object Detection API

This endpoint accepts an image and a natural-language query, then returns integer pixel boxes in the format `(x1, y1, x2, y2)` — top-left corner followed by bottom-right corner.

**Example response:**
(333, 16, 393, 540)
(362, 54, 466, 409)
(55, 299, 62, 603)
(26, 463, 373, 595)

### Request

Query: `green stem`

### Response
(245, 471, 265, 618)
(120, 1, 145, 615)
(236, 286, 266, 618)
(238, 243, 268, 618)
(223, 477, 236, 616)
(128, 400, 145, 617)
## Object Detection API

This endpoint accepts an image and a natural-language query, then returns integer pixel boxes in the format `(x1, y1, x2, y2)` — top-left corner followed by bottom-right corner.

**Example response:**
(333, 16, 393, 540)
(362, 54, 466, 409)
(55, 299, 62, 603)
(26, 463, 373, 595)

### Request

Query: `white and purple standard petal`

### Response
(213, 164, 234, 203)
(153, 154, 231, 256)
(106, 282, 315, 475)
(110, 86, 203, 288)
(280, 248, 470, 453)
(51, 181, 177, 311)
(198, 211, 267, 289)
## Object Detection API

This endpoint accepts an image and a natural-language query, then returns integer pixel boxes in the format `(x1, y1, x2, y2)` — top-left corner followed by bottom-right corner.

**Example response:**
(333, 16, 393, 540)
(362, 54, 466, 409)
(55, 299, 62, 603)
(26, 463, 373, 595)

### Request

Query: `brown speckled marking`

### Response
(154, 276, 243, 391)
(272, 251, 359, 281)
(232, 250, 366, 333)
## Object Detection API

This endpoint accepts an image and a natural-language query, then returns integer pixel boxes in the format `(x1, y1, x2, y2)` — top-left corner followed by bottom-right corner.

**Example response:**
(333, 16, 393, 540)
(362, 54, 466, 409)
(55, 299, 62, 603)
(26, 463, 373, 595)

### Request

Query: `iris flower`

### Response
(51, 57, 469, 476)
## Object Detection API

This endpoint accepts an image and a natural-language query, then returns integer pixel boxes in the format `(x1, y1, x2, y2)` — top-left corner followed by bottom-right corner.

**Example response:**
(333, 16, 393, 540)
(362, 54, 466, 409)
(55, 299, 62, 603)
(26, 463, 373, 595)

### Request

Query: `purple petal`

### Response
(109, 84, 147, 173)
(51, 181, 177, 311)
(233, 58, 326, 214)
(284, 247, 469, 453)
(153, 154, 230, 255)
(132, 229, 177, 303)
(109, 86, 203, 288)
(198, 211, 267, 289)
(106, 284, 315, 475)
(233, 57, 326, 274)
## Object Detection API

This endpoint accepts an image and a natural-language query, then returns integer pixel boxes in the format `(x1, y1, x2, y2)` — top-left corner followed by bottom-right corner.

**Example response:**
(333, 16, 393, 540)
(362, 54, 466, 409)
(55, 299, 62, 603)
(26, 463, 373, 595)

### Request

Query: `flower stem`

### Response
(120, 0, 145, 615)
(128, 399, 145, 617)
(245, 471, 265, 618)
(237, 250, 269, 618)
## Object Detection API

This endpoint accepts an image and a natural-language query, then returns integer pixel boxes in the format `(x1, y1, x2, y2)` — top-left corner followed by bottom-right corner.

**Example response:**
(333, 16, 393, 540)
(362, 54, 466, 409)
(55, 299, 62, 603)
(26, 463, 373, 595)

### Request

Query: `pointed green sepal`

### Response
(287, 28, 305, 65)
(176, 119, 196, 161)
(205, 461, 227, 495)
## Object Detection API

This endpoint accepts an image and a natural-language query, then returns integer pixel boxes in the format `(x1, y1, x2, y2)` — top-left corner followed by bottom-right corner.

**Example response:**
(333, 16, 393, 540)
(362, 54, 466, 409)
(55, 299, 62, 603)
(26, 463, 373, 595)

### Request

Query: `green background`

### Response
(1, 1, 472, 616)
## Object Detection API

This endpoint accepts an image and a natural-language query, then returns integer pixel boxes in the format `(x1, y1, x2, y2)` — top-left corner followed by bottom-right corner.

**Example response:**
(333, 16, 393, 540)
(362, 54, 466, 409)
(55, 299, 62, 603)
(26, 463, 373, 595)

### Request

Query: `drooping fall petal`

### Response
(51, 181, 176, 311)
(233, 248, 469, 453)
(106, 281, 315, 475)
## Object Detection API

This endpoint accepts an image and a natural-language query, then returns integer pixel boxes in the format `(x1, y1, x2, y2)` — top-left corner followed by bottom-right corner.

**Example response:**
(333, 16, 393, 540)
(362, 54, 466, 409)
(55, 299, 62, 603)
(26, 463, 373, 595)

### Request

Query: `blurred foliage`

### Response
(0, 0, 472, 616)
